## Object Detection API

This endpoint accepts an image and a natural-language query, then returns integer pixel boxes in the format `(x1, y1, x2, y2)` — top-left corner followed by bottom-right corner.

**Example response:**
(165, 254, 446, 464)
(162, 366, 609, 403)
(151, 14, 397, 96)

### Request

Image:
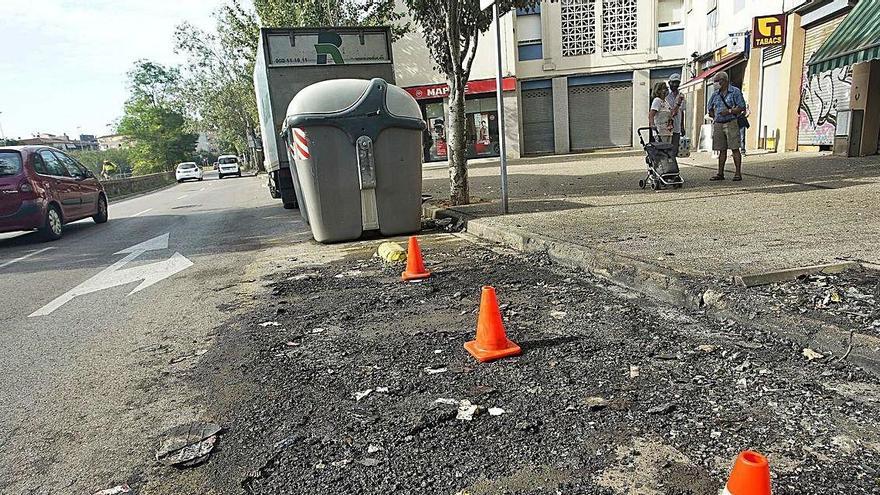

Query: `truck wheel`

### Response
(283, 201, 297, 209)
(269, 182, 280, 198)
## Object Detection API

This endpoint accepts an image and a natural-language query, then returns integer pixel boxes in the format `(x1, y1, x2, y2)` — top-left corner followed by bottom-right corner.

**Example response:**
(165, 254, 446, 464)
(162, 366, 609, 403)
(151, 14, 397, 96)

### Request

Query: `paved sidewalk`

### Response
(424, 151, 880, 278)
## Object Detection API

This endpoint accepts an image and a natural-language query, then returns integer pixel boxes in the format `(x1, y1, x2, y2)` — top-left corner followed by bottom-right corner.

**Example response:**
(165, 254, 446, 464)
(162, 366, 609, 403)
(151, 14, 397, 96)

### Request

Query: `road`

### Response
(0, 171, 310, 494)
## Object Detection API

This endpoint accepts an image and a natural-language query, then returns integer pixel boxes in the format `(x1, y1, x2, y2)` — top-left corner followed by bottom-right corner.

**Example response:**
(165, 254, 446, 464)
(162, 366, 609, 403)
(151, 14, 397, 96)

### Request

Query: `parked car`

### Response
(0, 146, 108, 241)
(217, 155, 241, 179)
(175, 162, 203, 182)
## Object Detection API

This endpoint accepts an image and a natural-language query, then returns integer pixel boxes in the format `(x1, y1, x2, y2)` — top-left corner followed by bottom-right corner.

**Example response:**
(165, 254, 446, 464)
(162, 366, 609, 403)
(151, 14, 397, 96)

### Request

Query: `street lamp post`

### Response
(482, 0, 510, 214)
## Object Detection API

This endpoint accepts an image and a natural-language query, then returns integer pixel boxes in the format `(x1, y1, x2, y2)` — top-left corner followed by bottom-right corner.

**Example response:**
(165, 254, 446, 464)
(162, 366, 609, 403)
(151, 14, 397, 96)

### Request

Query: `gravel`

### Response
(184, 236, 880, 494)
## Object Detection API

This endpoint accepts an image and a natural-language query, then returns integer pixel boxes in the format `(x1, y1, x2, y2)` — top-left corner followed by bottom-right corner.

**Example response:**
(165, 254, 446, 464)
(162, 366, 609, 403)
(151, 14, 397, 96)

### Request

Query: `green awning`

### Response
(807, 0, 880, 75)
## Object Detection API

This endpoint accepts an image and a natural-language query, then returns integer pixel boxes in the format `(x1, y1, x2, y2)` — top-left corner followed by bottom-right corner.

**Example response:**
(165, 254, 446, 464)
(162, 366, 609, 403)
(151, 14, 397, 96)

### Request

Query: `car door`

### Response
(56, 150, 100, 215)
(37, 149, 80, 219)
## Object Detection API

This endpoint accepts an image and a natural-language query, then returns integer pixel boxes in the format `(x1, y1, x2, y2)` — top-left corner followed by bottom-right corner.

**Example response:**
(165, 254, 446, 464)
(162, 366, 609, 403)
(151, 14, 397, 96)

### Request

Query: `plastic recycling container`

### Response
(282, 78, 426, 243)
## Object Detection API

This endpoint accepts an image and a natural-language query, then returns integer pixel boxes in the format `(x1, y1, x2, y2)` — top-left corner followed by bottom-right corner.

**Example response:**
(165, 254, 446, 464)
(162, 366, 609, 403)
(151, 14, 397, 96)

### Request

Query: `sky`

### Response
(0, 0, 231, 140)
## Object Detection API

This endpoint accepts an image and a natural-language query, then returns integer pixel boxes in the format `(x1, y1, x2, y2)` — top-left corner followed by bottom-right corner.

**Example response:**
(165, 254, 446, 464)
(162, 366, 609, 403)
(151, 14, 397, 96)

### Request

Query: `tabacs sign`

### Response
(752, 14, 787, 48)
(266, 30, 391, 67)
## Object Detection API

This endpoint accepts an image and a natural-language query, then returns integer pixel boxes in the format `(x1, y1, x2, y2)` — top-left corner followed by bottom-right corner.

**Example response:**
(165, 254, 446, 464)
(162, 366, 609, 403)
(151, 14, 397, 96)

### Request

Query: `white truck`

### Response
(253, 27, 396, 210)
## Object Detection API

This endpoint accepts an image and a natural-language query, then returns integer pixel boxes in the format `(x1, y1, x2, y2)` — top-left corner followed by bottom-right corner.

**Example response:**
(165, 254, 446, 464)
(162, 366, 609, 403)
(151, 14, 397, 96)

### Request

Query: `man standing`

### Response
(666, 73, 686, 155)
(706, 71, 746, 181)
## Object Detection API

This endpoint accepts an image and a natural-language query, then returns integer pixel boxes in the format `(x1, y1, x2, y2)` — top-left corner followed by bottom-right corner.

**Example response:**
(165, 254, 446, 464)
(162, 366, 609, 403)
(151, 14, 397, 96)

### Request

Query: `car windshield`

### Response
(178, 163, 196, 169)
(0, 152, 23, 177)
(219, 157, 237, 164)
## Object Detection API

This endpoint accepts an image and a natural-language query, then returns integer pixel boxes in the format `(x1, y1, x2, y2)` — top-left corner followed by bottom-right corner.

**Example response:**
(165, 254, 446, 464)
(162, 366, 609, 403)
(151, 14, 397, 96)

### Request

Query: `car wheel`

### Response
(198, 177, 203, 181)
(177, 179, 182, 183)
(219, 174, 224, 179)
(93, 195, 109, 224)
(39, 205, 63, 241)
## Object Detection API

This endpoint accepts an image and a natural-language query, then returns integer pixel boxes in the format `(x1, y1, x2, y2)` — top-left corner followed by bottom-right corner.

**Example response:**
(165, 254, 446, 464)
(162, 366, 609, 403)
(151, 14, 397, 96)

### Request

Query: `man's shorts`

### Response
(712, 120, 741, 151)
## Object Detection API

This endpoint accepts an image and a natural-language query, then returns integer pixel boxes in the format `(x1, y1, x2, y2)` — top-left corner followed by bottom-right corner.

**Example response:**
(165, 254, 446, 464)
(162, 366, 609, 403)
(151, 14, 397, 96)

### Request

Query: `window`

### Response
(658, 29, 685, 47)
(658, 0, 682, 27)
(32, 154, 49, 175)
(219, 157, 238, 164)
(562, 0, 596, 57)
(0, 152, 22, 177)
(602, 0, 638, 53)
(516, 7, 543, 61)
(54, 151, 86, 178)
(39, 150, 69, 177)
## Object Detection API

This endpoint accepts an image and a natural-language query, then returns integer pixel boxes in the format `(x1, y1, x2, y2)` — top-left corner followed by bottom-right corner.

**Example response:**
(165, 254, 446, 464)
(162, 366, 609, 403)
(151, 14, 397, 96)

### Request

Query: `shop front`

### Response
(405, 77, 516, 163)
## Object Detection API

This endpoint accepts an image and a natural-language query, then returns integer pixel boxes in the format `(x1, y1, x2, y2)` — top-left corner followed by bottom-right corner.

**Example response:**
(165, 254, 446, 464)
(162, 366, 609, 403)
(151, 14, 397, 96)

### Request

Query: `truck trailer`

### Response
(253, 27, 396, 210)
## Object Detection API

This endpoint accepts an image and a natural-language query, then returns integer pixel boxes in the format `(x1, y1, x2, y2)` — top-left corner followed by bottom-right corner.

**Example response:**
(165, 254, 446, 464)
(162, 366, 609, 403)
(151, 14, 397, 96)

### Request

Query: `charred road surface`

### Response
(170, 233, 880, 494)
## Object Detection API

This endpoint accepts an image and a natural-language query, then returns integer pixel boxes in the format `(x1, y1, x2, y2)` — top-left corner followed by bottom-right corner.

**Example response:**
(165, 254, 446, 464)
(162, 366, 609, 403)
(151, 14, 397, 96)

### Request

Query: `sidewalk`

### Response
(423, 150, 880, 372)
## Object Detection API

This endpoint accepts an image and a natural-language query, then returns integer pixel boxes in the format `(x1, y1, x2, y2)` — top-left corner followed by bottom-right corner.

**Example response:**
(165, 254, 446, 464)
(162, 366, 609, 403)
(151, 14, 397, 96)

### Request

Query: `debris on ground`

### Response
(353, 389, 373, 401)
(549, 310, 567, 320)
(258, 321, 281, 327)
(584, 397, 609, 411)
(92, 485, 131, 495)
(802, 348, 824, 361)
(155, 422, 221, 468)
(376, 242, 407, 264)
(456, 400, 483, 421)
(196, 237, 880, 493)
(747, 267, 879, 336)
(488, 407, 506, 416)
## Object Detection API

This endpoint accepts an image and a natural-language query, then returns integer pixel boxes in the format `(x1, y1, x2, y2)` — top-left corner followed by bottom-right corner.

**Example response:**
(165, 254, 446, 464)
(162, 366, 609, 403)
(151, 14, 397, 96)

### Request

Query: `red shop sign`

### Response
(405, 77, 516, 100)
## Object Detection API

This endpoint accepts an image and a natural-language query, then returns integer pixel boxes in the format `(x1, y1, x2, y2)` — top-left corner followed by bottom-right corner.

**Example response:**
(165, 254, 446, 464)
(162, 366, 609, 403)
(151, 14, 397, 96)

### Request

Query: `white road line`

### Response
(131, 208, 153, 217)
(198, 187, 206, 191)
(0, 247, 56, 270)
(177, 194, 189, 200)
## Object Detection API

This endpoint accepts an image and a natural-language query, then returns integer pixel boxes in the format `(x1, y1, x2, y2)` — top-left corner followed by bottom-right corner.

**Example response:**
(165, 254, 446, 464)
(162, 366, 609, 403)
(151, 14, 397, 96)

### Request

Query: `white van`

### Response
(217, 155, 241, 179)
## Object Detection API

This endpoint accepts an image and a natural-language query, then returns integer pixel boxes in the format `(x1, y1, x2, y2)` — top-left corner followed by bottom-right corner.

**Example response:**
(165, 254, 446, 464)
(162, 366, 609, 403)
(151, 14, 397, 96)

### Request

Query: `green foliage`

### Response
(116, 61, 198, 174)
(68, 148, 134, 176)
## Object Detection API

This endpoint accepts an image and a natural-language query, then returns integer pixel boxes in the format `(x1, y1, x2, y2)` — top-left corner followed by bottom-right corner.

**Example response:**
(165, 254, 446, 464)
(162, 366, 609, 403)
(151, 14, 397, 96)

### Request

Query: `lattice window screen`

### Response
(602, 0, 638, 53)
(561, 0, 596, 57)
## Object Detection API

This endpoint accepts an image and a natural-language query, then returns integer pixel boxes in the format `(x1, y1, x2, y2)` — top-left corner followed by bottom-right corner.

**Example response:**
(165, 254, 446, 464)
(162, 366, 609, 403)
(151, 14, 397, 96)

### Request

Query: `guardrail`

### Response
(101, 171, 176, 200)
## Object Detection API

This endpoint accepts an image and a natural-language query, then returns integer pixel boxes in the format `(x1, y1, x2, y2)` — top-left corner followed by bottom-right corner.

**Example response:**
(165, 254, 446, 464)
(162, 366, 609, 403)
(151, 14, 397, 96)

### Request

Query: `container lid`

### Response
(284, 78, 425, 142)
(286, 79, 422, 120)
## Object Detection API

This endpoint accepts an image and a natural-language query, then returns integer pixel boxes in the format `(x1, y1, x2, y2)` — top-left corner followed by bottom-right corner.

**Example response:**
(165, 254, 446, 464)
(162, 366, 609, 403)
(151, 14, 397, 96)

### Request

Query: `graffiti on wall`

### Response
(798, 65, 852, 146)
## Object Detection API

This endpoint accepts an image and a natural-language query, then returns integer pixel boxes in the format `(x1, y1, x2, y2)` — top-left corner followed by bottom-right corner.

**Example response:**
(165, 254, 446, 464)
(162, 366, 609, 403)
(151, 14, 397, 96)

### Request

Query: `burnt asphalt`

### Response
(159, 232, 880, 494)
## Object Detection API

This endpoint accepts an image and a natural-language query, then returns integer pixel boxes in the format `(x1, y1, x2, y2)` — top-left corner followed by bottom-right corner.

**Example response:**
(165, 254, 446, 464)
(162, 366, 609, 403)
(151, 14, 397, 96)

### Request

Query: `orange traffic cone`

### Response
(723, 451, 771, 495)
(464, 286, 522, 362)
(401, 236, 431, 281)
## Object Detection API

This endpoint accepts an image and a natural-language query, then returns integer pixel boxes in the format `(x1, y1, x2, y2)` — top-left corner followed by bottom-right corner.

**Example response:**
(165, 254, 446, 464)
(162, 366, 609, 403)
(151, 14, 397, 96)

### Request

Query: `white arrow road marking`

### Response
(0, 247, 55, 270)
(29, 233, 193, 317)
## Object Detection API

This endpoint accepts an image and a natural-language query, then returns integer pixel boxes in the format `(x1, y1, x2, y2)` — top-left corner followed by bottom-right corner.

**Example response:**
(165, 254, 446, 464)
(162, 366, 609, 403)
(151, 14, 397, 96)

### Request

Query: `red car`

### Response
(0, 146, 108, 241)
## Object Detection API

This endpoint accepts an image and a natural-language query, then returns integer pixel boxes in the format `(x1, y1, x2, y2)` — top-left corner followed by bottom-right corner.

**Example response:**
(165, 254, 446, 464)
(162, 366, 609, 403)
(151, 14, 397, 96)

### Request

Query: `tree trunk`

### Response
(447, 77, 469, 205)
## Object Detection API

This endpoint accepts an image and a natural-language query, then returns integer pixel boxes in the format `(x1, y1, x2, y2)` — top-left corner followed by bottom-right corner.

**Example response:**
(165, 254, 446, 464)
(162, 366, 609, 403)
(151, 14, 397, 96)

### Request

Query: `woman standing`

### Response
(648, 83, 674, 143)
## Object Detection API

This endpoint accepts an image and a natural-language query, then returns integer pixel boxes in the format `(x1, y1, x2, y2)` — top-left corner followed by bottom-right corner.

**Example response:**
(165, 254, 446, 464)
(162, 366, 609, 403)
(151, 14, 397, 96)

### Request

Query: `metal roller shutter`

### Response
(799, 15, 851, 146)
(521, 88, 555, 154)
(568, 82, 633, 150)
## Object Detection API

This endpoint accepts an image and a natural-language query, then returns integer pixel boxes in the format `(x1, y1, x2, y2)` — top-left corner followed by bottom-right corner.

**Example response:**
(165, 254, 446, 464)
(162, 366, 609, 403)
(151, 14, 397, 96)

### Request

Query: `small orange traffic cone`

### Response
(723, 451, 771, 495)
(465, 286, 522, 362)
(401, 236, 431, 281)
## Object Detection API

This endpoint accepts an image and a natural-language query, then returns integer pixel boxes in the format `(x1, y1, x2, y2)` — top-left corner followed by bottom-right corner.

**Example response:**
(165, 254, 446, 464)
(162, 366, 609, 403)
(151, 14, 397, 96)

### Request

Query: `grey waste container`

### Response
(282, 78, 426, 243)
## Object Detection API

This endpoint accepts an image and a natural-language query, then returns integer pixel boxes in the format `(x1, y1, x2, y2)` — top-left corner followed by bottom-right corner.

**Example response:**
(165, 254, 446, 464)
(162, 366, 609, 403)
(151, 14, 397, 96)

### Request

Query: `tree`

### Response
(116, 61, 198, 174)
(403, 0, 541, 205)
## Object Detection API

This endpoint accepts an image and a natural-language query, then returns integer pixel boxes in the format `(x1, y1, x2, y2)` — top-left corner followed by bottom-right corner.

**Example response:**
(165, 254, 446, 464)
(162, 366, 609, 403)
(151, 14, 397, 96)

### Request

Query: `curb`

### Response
(423, 204, 880, 377)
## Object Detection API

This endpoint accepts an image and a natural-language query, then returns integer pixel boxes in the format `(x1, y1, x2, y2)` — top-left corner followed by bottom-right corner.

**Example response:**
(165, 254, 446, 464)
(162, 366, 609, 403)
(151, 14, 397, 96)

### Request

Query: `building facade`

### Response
(392, 0, 688, 161)
(679, 0, 878, 155)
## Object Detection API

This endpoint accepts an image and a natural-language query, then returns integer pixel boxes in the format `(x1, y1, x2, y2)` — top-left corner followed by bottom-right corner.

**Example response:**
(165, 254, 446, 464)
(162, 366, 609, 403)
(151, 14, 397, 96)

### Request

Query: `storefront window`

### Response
(466, 97, 500, 159)
(422, 96, 501, 162)
(424, 101, 447, 162)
